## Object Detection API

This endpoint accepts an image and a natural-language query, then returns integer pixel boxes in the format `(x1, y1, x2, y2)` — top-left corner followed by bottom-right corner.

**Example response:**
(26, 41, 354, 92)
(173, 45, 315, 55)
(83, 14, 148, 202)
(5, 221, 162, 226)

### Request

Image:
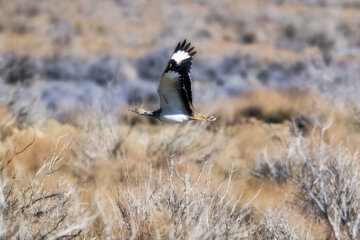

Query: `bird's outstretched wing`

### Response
(158, 39, 196, 115)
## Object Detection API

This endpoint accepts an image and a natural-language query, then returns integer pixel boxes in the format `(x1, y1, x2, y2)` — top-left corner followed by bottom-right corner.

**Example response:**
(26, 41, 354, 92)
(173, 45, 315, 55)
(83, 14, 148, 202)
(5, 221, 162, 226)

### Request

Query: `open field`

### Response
(1, 0, 360, 239)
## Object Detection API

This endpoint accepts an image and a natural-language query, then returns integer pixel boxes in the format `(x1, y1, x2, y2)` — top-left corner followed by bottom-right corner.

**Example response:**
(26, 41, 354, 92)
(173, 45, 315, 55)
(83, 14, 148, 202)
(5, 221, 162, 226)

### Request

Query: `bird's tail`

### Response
(190, 114, 216, 122)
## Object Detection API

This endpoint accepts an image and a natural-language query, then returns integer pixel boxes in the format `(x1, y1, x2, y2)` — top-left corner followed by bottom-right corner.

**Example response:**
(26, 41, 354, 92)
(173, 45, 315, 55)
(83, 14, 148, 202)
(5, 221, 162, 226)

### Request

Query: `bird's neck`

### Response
(152, 109, 161, 118)
(142, 109, 160, 117)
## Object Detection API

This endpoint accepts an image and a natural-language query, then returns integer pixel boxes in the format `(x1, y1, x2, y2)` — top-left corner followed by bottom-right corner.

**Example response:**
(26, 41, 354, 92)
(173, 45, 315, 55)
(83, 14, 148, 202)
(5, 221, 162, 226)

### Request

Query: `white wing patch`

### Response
(171, 50, 190, 63)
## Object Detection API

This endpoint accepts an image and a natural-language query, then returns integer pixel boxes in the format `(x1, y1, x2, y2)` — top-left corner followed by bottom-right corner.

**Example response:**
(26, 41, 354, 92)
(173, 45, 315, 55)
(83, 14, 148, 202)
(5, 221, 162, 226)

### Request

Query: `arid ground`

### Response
(1, 0, 360, 239)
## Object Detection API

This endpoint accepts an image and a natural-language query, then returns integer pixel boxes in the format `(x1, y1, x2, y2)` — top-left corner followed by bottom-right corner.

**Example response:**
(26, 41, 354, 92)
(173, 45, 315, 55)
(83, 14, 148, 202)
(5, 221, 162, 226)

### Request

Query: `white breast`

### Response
(159, 114, 190, 123)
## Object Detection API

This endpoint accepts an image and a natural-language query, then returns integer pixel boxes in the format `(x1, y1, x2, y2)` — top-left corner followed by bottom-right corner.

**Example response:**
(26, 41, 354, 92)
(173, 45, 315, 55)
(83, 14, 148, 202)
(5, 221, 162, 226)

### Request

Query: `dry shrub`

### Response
(0, 136, 96, 239)
(113, 157, 254, 239)
(253, 118, 360, 240)
(0, 90, 357, 239)
(252, 210, 300, 240)
(252, 157, 291, 184)
(79, 106, 120, 161)
(295, 138, 360, 239)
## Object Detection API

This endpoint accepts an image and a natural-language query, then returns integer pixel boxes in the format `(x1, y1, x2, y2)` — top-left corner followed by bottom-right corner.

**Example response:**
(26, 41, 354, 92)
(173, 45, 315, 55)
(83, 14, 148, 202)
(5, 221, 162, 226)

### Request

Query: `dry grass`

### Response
(0, 89, 359, 239)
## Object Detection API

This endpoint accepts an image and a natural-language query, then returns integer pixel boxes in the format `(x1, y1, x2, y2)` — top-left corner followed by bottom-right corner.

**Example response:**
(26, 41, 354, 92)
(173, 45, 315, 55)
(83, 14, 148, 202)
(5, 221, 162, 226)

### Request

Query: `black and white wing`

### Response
(158, 39, 196, 115)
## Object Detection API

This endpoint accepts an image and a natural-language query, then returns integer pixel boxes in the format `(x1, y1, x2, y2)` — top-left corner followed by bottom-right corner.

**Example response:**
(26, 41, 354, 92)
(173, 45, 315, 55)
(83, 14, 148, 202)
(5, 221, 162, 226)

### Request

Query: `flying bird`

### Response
(130, 40, 216, 123)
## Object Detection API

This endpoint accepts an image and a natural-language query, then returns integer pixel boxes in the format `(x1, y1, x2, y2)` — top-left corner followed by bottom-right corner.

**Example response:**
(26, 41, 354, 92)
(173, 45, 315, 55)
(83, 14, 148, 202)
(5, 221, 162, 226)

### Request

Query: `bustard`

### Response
(130, 40, 216, 123)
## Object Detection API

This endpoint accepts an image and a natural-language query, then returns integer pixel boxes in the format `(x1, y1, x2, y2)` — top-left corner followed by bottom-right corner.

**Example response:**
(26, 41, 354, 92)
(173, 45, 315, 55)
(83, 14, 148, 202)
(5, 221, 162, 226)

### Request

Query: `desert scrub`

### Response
(0, 136, 96, 239)
(113, 157, 254, 239)
(0, 106, 321, 239)
(110, 154, 303, 239)
(251, 210, 300, 240)
(253, 119, 360, 240)
(295, 139, 360, 239)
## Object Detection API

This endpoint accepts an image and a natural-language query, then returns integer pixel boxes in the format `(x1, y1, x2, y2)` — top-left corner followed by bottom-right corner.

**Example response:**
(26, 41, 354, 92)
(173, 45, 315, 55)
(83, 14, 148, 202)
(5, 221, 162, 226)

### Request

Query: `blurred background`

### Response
(1, 0, 360, 125)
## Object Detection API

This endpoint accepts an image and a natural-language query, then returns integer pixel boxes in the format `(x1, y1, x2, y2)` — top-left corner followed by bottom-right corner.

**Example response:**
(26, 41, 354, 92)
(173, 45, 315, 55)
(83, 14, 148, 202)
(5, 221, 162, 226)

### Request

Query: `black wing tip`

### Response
(174, 39, 196, 56)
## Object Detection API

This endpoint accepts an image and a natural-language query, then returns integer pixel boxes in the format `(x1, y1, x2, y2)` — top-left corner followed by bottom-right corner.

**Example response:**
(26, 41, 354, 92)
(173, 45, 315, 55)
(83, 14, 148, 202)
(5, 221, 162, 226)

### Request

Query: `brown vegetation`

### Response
(1, 90, 359, 238)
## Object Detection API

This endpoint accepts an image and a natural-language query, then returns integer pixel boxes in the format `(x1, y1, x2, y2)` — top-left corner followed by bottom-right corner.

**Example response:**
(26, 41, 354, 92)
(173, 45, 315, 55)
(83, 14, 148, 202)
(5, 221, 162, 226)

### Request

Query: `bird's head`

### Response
(128, 107, 154, 116)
